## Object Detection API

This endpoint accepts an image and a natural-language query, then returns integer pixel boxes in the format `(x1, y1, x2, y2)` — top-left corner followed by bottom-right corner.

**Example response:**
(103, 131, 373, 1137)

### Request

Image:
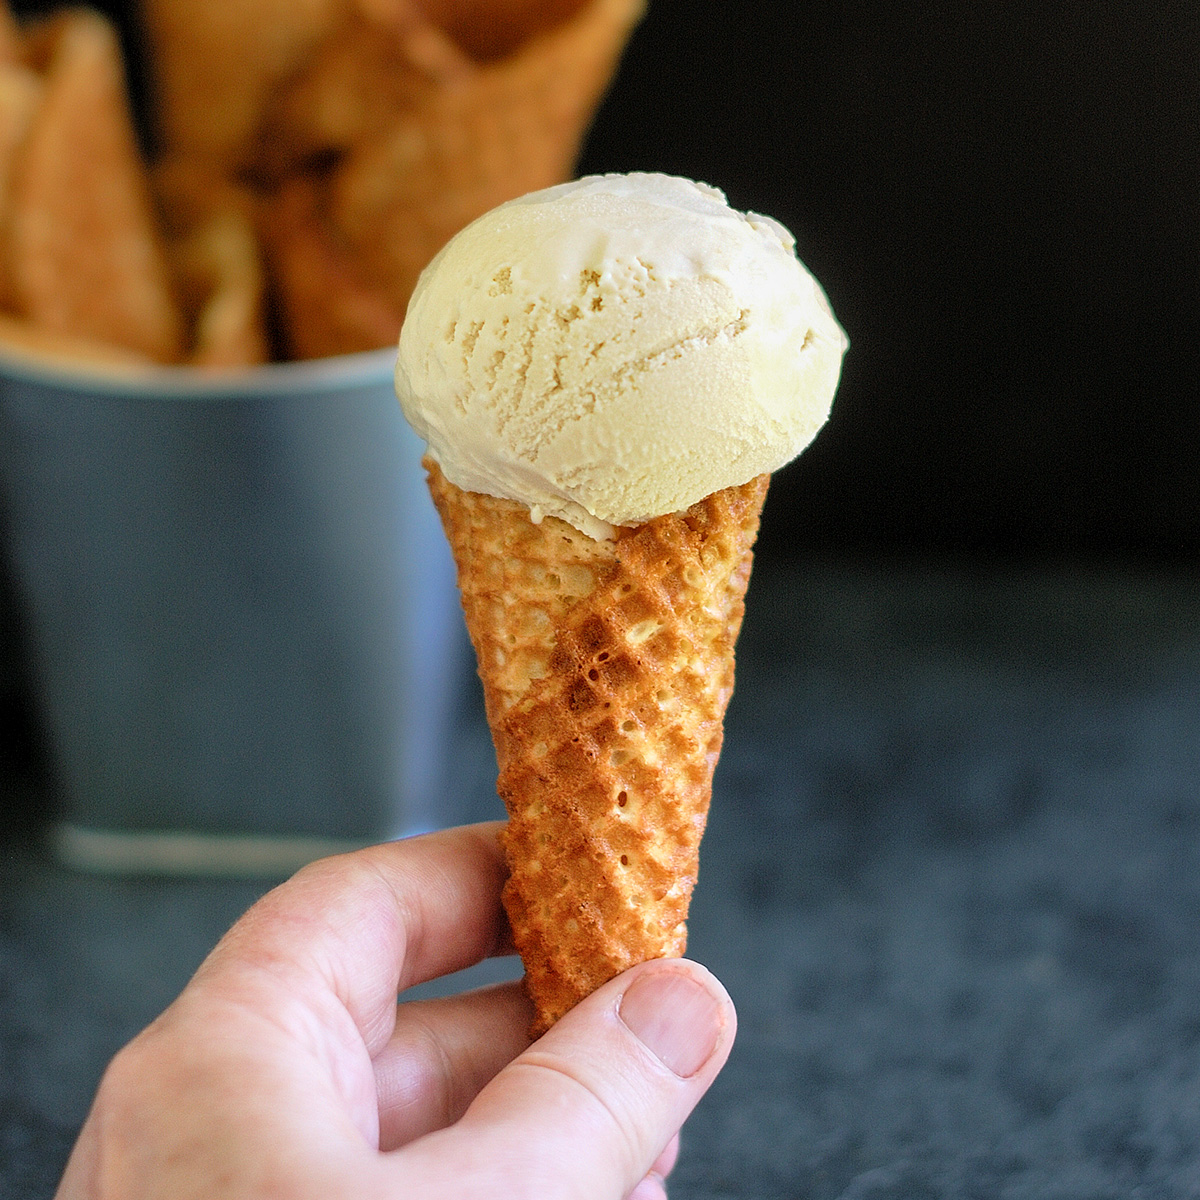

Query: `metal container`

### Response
(0, 347, 467, 876)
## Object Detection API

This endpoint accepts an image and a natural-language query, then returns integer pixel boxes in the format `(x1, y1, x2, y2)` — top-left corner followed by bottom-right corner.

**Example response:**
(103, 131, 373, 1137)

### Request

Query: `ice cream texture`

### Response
(395, 172, 846, 540)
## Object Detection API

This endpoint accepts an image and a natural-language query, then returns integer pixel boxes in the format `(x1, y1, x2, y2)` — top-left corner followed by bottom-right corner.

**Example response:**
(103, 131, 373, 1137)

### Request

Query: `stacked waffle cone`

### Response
(150, 0, 648, 361)
(0, 0, 643, 366)
(427, 459, 769, 1035)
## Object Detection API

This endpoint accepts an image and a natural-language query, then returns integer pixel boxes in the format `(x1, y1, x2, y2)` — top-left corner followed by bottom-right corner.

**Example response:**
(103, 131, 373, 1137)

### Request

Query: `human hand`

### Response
(55, 822, 736, 1199)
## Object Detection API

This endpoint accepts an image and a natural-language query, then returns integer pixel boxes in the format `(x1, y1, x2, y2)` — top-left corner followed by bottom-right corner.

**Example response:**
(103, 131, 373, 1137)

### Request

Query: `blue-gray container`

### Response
(0, 347, 467, 876)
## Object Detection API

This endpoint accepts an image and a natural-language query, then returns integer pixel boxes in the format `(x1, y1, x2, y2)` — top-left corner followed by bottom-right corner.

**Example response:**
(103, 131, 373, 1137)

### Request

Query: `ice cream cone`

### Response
(0, 61, 41, 308)
(327, 0, 645, 319)
(7, 10, 184, 362)
(426, 458, 768, 1035)
(154, 157, 270, 367)
(259, 172, 403, 360)
(140, 0, 344, 171)
(398, 174, 846, 1032)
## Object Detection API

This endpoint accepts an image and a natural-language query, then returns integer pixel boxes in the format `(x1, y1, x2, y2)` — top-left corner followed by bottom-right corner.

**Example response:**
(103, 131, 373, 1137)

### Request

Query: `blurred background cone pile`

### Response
(0, 7, 183, 366)
(0, 0, 645, 367)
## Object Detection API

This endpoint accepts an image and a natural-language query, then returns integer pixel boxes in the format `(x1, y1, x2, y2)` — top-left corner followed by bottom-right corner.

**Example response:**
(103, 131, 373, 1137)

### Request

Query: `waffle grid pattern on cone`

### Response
(426, 460, 767, 1033)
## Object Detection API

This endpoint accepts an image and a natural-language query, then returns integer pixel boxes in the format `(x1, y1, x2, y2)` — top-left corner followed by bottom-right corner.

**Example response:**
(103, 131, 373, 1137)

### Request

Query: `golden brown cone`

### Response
(140, 0, 345, 170)
(425, 459, 767, 1035)
(0, 0, 20, 64)
(251, 6, 472, 183)
(154, 158, 270, 368)
(0, 310, 155, 371)
(328, 0, 645, 316)
(7, 11, 184, 361)
(260, 173, 403, 359)
(0, 61, 41, 308)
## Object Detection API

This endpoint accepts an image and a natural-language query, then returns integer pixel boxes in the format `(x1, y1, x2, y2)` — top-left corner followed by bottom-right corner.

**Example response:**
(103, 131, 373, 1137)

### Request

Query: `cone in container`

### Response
(6, 9, 184, 362)
(256, 0, 646, 357)
(326, 0, 647, 321)
(396, 173, 847, 1035)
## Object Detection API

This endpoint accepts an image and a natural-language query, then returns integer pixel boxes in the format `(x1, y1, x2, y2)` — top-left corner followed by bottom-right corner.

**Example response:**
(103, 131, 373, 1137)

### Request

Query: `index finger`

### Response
(193, 822, 511, 1056)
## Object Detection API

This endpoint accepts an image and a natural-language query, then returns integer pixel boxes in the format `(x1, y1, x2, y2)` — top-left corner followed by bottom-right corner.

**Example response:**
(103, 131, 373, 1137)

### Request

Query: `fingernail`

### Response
(619, 967, 724, 1078)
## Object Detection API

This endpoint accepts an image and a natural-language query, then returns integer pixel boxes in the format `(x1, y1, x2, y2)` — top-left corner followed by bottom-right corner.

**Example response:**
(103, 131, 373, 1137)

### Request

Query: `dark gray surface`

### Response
(4, 557, 1200, 1198)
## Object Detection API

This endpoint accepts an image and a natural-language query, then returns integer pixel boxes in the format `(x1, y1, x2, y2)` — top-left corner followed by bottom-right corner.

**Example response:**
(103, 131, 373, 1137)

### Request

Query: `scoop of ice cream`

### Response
(395, 172, 847, 539)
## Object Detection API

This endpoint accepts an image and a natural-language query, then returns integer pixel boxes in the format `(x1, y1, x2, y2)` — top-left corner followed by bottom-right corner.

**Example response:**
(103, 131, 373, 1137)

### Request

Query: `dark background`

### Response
(578, 0, 1200, 564)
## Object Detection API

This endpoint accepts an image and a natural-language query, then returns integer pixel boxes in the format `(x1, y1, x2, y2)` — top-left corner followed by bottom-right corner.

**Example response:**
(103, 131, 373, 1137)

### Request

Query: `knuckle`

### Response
(511, 1051, 648, 1170)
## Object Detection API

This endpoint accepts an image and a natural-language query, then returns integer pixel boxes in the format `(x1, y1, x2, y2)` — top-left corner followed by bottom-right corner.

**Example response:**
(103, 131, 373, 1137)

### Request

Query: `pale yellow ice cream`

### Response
(395, 172, 847, 539)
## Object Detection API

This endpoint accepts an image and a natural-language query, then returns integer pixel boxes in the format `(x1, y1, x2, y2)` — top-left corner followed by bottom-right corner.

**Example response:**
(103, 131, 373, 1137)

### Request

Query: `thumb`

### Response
(395, 959, 736, 1199)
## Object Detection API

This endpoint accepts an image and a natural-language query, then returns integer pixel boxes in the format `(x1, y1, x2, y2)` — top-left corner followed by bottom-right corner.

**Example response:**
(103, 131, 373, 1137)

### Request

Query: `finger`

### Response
(649, 1133, 680, 1181)
(375, 981, 533, 1150)
(627, 1173, 668, 1200)
(390, 959, 736, 1199)
(193, 822, 510, 1056)
(626, 1134, 680, 1200)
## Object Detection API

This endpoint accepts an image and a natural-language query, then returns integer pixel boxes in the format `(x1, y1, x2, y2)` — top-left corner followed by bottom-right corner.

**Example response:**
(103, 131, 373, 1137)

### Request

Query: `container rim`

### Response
(0, 345, 398, 400)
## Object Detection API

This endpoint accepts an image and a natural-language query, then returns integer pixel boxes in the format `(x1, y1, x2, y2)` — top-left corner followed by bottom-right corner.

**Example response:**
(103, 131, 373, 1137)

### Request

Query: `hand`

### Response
(55, 822, 736, 1199)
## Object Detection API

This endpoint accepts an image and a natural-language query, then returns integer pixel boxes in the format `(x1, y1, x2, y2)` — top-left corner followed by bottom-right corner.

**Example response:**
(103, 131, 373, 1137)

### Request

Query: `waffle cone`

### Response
(328, 0, 645, 315)
(9, 10, 184, 362)
(426, 460, 767, 1035)
(259, 174, 403, 360)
